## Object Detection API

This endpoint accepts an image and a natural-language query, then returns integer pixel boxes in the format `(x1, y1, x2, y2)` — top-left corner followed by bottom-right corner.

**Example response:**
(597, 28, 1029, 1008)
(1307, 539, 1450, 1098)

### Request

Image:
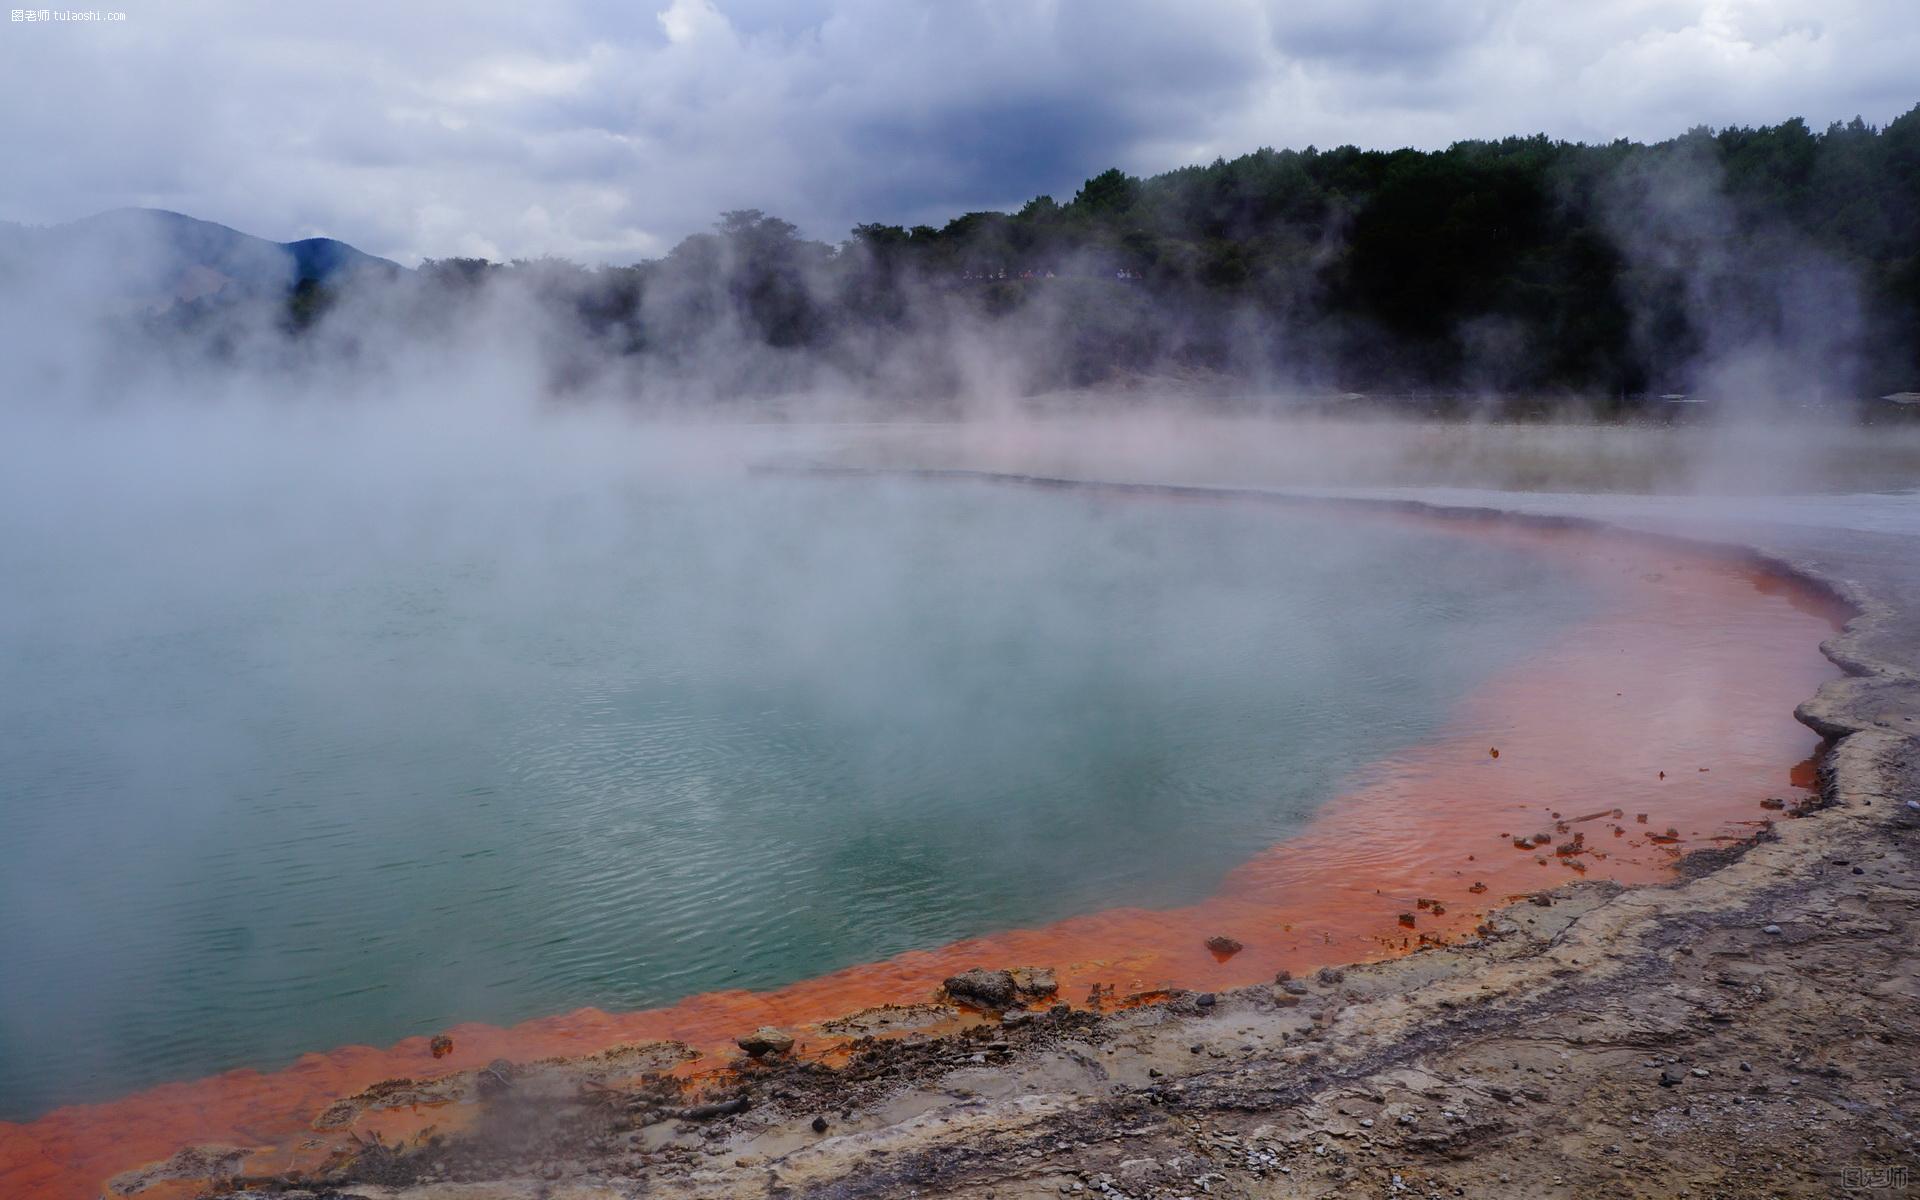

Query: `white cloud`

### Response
(658, 0, 732, 46)
(0, 0, 1913, 264)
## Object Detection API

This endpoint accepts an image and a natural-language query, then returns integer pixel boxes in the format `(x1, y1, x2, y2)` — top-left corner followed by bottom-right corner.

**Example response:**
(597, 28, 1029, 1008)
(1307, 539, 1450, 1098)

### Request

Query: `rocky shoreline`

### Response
(170, 487, 1919, 1199)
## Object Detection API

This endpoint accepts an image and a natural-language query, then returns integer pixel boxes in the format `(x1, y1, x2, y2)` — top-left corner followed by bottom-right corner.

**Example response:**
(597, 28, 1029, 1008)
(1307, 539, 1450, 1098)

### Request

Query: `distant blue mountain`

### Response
(0, 208, 403, 309)
(282, 234, 399, 285)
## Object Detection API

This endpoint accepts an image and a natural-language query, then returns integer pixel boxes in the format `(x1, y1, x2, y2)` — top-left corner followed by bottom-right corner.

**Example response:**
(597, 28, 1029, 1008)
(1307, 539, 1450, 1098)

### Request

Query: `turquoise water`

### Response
(0, 435, 1591, 1119)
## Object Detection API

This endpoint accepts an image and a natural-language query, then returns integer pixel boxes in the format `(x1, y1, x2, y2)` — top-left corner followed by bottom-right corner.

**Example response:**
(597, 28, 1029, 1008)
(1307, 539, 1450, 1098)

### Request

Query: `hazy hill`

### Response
(0, 207, 401, 311)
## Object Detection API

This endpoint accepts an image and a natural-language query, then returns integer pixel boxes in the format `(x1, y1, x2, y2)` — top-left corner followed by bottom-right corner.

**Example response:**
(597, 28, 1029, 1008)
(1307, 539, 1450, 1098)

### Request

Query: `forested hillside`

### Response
(94, 108, 1920, 407)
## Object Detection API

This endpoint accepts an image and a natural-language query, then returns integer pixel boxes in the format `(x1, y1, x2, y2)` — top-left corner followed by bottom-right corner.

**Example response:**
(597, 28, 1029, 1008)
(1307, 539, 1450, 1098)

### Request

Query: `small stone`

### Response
(944, 968, 1017, 1009)
(1691, 1068, 1709, 1077)
(1853, 866, 1865, 875)
(1762, 924, 1782, 935)
(1659, 1067, 1685, 1086)
(1204, 935, 1244, 957)
(810, 1115, 829, 1133)
(1195, 992, 1217, 1008)
(1009, 966, 1058, 998)
(737, 1027, 795, 1057)
(428, 1034, 454, 1059)
(1740, 1061, 1752, 1072)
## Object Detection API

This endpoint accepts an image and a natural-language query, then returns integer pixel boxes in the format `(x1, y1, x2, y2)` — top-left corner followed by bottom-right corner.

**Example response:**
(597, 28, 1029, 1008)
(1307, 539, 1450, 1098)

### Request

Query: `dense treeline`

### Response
(310, 108, 1920, 407)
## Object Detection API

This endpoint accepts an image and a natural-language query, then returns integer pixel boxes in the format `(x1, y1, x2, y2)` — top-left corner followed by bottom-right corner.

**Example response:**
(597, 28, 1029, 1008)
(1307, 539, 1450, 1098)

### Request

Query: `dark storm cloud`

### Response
(0, 0, 1915, 264)
(847, 95, 1137, 221)
(837, 6, 1267, 224)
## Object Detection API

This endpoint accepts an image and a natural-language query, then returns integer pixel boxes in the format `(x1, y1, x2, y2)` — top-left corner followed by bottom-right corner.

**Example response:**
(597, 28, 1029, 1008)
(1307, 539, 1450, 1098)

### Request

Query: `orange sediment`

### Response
(0, 507, 1843, 1199)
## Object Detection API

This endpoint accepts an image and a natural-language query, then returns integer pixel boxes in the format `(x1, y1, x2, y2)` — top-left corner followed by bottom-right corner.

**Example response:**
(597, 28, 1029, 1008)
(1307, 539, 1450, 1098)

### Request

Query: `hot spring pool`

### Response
(0, 464, 1602, 1119)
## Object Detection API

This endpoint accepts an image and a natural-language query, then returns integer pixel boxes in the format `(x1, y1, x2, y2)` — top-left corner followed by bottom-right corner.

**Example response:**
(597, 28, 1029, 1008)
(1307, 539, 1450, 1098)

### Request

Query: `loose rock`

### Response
(1010, 966, 1058, 999)
(737, 1027, 795, 1057)
(944, 968, 1018, 1010)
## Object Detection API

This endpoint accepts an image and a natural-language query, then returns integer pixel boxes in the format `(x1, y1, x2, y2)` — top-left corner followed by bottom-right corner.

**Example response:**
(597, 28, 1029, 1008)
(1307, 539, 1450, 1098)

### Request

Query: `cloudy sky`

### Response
(2, 0, 1916, 264)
